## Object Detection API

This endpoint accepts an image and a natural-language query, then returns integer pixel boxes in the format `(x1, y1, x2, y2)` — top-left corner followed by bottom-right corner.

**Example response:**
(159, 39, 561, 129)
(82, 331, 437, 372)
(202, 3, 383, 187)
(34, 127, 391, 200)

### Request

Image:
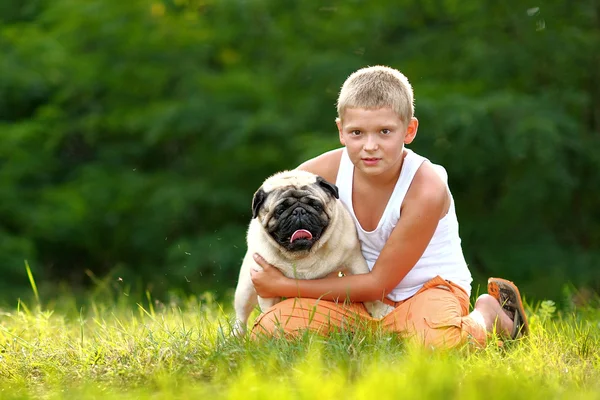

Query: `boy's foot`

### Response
(487, 278, 529, 339)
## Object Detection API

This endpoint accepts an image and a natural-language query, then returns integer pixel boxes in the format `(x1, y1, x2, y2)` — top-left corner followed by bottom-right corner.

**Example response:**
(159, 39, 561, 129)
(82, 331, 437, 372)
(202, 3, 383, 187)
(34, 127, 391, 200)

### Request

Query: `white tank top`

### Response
(336, 147, 472, 301)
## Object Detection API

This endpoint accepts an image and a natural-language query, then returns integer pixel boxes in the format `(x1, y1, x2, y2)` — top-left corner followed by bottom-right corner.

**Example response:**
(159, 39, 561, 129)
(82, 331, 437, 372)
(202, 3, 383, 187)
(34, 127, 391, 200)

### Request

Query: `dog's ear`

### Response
(252, 188, 267, 218)
(316, 176, 339, 199)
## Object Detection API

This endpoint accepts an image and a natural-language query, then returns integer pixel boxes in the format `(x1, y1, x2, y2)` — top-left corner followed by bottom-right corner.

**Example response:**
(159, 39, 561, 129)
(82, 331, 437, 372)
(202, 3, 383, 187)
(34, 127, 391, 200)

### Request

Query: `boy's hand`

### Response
(250, 253, 288, 298)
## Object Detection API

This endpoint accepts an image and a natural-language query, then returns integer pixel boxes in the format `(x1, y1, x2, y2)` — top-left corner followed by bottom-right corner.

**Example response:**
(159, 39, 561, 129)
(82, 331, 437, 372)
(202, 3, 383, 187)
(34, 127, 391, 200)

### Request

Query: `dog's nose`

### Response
(292, 207, 306, 216)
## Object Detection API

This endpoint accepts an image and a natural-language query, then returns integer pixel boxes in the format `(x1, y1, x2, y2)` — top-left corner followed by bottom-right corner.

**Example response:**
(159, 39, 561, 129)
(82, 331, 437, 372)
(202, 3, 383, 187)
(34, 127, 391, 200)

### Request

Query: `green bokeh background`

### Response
(1, 0, 598, 306)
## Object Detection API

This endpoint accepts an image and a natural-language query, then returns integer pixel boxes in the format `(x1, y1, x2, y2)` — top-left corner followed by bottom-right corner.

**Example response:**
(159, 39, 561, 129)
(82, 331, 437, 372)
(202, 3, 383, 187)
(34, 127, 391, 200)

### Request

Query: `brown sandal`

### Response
(487, 278, 529, 339)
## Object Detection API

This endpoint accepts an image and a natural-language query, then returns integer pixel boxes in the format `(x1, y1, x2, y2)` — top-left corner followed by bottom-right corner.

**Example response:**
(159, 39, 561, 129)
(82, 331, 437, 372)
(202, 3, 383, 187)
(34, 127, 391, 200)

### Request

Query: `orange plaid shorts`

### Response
(251, 275, 487, 349)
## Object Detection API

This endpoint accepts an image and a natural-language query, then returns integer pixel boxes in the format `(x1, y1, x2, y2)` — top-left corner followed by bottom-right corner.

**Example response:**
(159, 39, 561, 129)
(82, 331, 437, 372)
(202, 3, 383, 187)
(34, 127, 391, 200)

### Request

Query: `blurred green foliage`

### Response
(1, 0, 599, 303)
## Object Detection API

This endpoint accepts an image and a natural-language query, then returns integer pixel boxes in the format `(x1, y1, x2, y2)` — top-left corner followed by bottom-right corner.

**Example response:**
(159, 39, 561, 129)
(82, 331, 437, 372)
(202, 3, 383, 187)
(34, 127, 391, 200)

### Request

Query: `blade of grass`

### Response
(24, 260, 39, 304)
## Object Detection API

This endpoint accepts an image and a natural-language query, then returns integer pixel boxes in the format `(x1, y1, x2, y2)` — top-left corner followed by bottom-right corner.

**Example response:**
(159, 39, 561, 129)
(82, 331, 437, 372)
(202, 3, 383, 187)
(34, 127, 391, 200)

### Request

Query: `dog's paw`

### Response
(364, 301, 394, 319)
(231, 320, 247, 337)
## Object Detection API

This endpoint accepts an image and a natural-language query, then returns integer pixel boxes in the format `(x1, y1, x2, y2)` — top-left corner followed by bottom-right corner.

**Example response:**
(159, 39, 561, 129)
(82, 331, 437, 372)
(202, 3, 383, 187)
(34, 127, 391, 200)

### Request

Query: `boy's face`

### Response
(336, 107, 418, 178)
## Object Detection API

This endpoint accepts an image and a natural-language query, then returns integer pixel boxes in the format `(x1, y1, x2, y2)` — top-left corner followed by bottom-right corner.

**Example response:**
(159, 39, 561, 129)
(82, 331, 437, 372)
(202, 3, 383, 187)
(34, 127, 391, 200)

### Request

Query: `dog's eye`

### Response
(312, 203, 323, 212)
(275, 207, 285, 216)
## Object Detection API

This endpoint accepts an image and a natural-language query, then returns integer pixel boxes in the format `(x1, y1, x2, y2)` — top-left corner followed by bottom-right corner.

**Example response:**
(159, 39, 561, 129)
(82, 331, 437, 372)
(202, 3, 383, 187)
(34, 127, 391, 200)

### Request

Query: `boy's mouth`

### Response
(362, 157, 381, 165)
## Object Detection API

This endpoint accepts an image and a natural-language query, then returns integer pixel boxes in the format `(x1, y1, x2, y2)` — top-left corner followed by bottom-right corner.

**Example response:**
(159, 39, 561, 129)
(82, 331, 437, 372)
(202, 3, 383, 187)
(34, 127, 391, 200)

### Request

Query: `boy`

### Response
(249, 66, 528, 348)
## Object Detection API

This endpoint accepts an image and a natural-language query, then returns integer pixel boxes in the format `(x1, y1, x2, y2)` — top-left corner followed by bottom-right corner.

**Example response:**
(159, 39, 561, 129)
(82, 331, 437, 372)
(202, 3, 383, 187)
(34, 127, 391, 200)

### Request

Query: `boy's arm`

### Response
(251, 162, 449, 302)
(295, 148, 343, 184)
(367, 163, 450, 297)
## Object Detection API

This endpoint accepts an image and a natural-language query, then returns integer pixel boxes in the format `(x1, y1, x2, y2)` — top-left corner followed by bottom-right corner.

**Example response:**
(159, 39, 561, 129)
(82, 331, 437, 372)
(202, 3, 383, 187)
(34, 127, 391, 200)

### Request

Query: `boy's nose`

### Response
(364, 135, 379, 151)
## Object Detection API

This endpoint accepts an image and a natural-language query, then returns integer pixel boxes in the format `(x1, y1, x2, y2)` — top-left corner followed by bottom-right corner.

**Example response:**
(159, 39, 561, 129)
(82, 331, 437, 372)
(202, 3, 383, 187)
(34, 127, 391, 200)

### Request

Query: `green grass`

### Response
(0, 290, 599, 400)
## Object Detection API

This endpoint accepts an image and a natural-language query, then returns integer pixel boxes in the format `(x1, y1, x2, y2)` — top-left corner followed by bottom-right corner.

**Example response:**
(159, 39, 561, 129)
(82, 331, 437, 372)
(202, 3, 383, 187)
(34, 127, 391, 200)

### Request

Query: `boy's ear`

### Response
(404, 117, 419, 144)
(336, 117, 345, 146)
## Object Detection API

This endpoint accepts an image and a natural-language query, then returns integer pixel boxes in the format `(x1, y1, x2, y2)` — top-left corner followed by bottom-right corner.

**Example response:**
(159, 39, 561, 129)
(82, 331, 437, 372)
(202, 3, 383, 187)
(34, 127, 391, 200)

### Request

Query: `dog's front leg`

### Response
(257, 296, 281, 313)
(343, 247, 370, 275)
(233, 256, 260, 336)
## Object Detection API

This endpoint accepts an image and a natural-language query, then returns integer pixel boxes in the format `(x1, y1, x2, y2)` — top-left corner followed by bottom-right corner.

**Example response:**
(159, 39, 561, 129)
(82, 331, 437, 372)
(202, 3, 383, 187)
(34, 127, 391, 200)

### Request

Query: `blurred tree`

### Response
(0, 0, 598, 303)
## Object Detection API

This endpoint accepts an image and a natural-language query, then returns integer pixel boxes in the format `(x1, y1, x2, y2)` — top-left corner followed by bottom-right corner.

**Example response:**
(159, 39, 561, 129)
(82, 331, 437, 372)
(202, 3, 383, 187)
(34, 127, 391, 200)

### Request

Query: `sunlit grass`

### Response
(0, 285, 599, 400)
(1, 267, 599, 399)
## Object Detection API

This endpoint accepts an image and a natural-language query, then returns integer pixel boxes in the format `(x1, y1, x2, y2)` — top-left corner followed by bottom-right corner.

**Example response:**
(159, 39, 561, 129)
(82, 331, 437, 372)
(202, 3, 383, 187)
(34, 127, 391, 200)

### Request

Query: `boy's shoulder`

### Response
(295, 148, 343, 184)
(402, 160, 451, 219)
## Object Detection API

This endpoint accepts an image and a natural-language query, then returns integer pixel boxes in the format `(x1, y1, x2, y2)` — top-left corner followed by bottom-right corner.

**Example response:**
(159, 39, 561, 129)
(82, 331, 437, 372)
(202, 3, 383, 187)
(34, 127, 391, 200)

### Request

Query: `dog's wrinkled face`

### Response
(252, 171, 339, 253)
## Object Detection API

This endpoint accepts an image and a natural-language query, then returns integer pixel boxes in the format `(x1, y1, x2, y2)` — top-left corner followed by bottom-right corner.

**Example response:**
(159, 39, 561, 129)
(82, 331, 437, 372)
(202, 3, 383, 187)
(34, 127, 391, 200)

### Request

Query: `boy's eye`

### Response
(350, 130, 361, 136)
(381, 129, 391, 135)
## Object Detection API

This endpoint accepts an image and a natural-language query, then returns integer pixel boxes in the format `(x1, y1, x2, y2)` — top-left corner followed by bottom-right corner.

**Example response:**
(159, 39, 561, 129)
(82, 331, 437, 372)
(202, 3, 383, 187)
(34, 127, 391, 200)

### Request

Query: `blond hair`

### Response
(336, 65, 414, 123)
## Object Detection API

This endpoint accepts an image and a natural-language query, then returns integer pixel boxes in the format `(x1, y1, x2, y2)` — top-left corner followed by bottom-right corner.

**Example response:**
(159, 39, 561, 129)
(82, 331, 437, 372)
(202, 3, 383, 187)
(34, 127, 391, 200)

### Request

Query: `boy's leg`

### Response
(250, 298, 372, 339)
(381, 276, 487, 349)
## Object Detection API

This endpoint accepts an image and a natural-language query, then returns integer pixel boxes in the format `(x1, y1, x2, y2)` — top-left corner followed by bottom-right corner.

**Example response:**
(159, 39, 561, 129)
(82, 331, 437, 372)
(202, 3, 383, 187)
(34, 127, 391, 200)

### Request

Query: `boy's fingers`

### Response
(253, 253, 268, 268)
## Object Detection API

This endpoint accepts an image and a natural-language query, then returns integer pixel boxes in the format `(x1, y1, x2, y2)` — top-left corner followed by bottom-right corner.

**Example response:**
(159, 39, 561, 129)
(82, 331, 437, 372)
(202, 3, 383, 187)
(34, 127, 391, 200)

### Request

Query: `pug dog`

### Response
(233, 170, 394, 335)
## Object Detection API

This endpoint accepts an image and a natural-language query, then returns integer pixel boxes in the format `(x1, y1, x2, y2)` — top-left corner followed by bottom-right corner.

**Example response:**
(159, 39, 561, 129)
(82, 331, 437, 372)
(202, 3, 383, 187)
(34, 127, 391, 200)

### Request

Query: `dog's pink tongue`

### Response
(290, 229, 313, 243)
